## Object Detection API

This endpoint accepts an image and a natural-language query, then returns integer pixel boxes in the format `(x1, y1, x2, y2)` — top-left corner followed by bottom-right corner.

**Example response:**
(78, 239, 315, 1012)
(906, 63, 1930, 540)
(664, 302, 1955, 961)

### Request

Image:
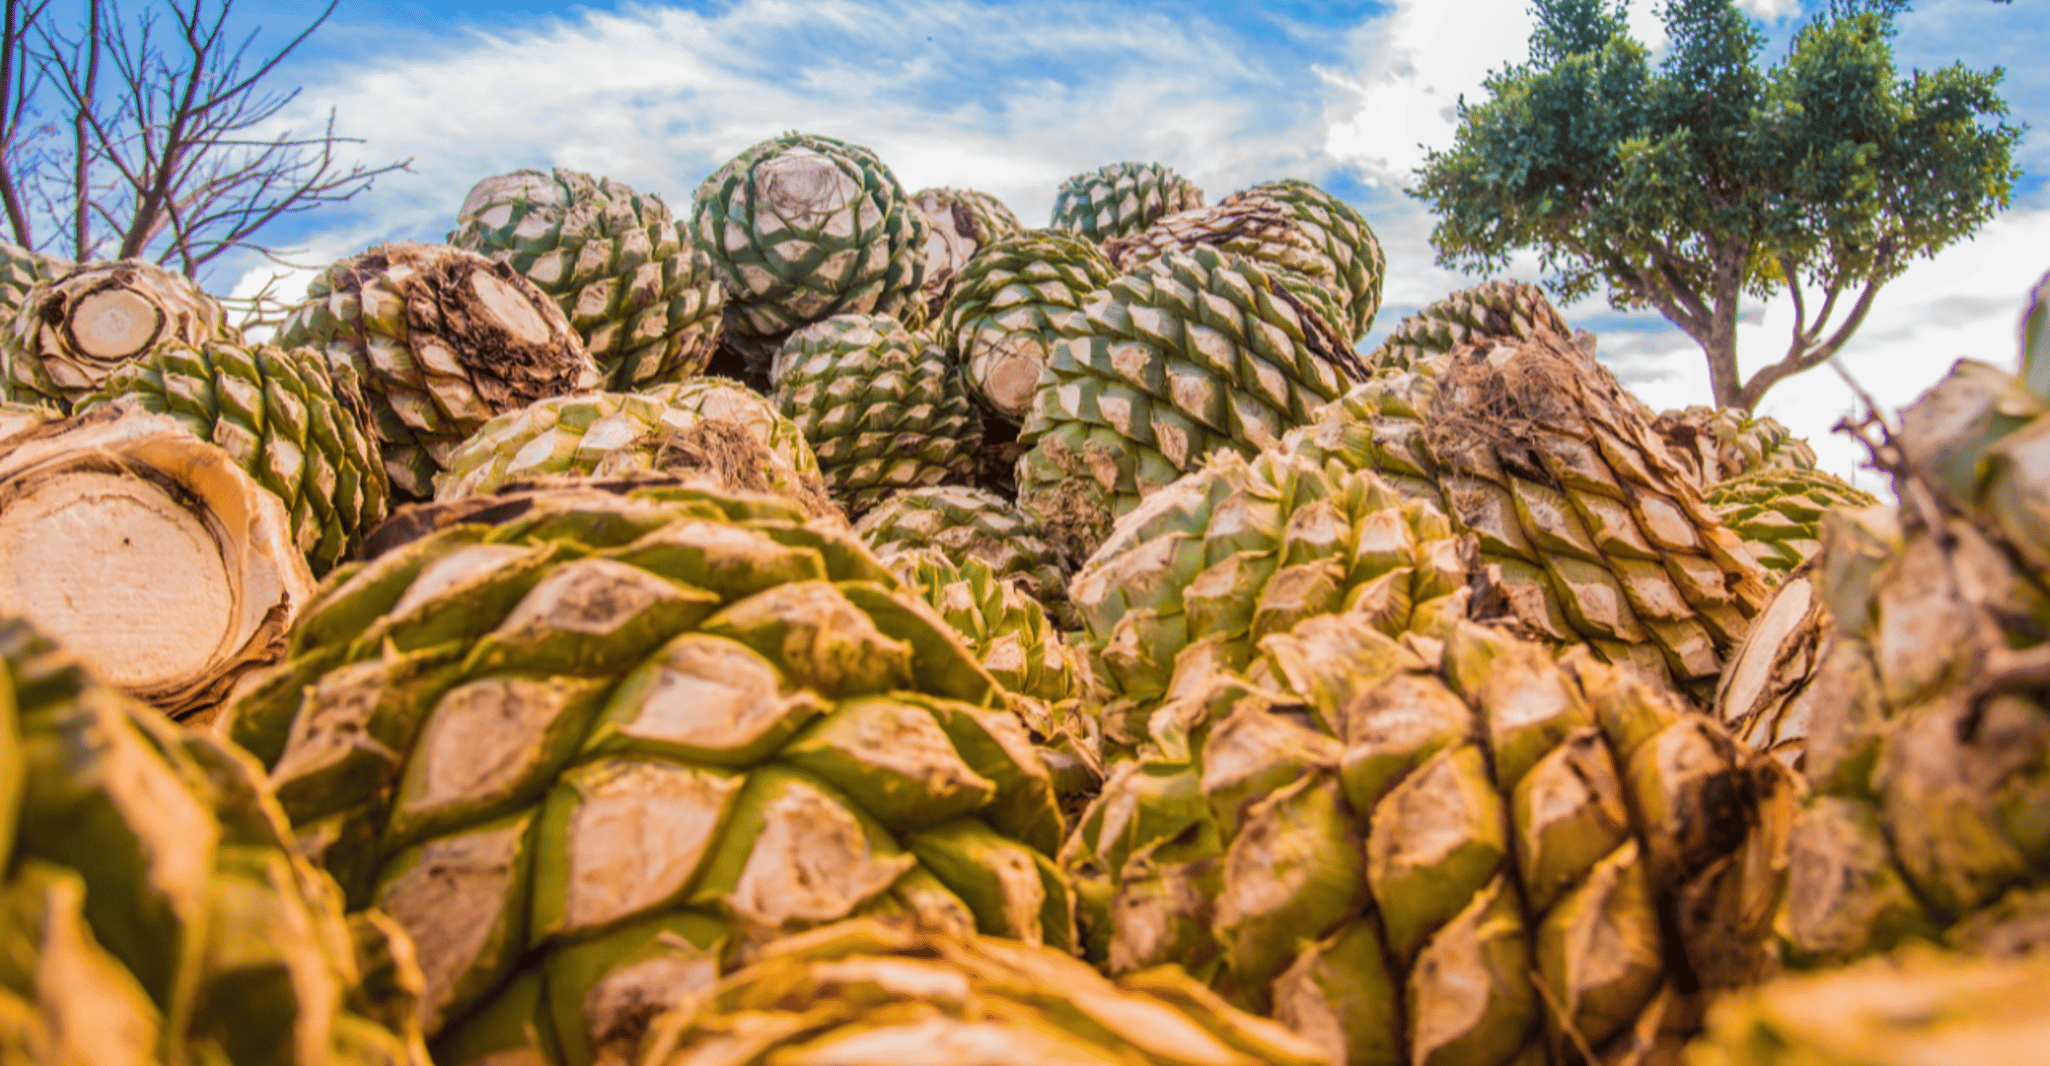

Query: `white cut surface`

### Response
(1718, 574, 1813, 727)
(69, 287, 161, 360)
(0, 469, 231, 687)
(378, 819, 526, 1035)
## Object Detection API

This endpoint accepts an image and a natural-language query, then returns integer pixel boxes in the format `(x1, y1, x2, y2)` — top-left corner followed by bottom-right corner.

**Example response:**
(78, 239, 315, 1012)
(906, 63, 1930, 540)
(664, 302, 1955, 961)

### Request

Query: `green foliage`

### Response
(1413, 0, 2024, 409)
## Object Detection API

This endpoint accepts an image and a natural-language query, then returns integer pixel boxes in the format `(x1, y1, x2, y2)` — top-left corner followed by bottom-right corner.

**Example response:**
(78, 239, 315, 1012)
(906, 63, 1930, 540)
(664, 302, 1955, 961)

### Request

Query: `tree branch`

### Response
(1782, 253, 1808, 343)
(1739, 276, 1886, 410)
(18, 0, 405, 275)
(69, 0, 97, 259)
(0, 0, 49, 248)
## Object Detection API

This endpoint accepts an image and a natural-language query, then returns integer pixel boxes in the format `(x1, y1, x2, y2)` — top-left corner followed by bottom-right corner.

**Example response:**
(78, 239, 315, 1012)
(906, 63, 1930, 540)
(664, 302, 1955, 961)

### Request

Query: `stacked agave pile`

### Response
(1064, 618, 1793, 1066)
(1284, 320, 1773, 699)
(222, 483, 1079, 1063)
(1, 130, 2045, 1066)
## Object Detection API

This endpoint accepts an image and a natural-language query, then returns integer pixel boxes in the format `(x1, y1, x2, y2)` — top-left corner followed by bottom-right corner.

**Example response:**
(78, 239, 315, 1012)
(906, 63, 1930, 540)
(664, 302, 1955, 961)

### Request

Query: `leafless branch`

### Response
(5, 0, 409, 276)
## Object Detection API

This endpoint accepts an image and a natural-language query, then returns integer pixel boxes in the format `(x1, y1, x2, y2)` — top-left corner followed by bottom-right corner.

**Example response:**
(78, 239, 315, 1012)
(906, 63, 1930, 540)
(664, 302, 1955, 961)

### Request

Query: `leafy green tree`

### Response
(1412, 0, 2024, 411)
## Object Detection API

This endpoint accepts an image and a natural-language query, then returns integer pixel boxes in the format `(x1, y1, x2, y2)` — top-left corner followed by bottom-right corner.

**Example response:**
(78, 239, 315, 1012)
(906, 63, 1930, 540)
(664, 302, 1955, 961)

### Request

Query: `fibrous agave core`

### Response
(910, 186, 1023, 319)
(77, 338, 393, 576)
(0, 404, 316, 720)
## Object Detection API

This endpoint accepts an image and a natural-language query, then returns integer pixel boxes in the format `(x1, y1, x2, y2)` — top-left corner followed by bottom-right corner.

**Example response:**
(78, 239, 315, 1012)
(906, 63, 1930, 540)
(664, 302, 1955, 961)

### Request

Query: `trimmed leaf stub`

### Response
(1065, 618, 1797, 1066)
(1288, 327, 1775, 699)
(0, 404, 314, 719)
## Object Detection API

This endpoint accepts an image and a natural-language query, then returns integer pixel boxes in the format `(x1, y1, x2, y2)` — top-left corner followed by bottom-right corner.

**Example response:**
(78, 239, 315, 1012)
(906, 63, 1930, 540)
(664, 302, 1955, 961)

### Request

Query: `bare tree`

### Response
(0, 0, 406, 276)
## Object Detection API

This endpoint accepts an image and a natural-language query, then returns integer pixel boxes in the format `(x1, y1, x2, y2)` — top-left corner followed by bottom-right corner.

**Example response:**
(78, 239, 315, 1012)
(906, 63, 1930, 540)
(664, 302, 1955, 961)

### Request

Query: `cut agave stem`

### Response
(0, 403, 314, 719)
(1, 259, 228, 411)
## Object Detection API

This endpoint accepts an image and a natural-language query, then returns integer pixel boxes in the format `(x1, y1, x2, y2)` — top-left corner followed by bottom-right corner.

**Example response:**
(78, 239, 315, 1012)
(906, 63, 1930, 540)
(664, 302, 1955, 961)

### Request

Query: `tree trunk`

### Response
(1701, 286, 1745, 411)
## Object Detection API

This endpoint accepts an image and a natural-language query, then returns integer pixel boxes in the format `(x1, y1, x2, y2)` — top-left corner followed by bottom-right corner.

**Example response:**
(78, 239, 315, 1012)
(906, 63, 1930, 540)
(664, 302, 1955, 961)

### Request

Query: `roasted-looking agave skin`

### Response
(1776, 356, 2050, 967)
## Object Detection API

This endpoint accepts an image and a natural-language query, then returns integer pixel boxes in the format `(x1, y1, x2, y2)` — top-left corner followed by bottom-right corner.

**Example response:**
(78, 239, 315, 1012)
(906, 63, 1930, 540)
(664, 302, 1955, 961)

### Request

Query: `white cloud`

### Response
(1733, 0, 1803, 22)
(1320, 0, 1536, 187)
(237, 0, 1318, 298)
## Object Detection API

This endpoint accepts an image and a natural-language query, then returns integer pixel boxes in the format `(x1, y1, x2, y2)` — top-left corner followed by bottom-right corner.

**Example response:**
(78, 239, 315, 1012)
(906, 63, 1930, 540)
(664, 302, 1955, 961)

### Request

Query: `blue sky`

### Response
(64, 0, 2050, 488)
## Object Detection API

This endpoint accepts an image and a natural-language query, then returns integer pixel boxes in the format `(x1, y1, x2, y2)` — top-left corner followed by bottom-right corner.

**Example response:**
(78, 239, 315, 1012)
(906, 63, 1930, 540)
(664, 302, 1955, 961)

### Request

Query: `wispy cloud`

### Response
(234, 0, 1339, 296)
